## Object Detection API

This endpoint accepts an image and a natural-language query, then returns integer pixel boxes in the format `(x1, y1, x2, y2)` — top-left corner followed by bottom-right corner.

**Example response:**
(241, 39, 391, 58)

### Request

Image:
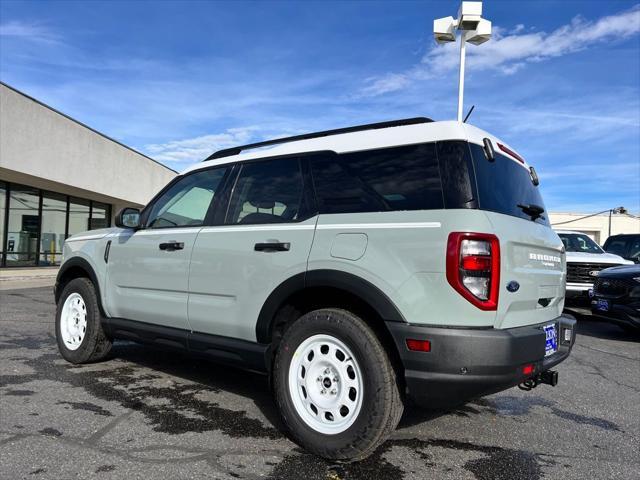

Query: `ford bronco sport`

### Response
(54, 117, 576, 460)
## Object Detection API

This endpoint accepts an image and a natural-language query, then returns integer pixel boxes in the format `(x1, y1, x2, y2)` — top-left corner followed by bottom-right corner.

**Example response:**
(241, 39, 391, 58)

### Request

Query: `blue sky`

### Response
(1, 0, 639, 214)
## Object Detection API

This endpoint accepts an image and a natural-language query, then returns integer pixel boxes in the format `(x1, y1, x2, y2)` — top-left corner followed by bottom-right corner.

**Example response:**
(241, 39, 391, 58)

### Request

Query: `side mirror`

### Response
(115, 207, 141, 229)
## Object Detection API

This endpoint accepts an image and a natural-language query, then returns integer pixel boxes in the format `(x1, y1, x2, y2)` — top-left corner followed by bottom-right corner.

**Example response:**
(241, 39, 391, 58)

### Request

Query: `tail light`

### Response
(446, 232, 500, 310)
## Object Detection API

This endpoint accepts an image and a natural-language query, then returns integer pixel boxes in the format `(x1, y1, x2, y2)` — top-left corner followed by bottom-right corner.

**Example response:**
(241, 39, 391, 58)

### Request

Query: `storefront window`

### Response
(68, 198, 90, 237)
(5, 185, 40, 267)
(0, 182, 113, 267)
(40, 192, 67, 266)
(90, 202, 110, 230)
(0, 182, 6, 261)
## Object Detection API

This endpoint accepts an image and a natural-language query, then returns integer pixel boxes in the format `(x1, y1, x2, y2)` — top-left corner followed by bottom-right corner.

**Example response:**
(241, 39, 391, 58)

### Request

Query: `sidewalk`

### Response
(0, 267, 59, 291)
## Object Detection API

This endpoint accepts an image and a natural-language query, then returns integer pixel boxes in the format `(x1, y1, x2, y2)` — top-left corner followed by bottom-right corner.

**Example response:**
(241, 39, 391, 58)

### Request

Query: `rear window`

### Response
(468, 143, 549, 226)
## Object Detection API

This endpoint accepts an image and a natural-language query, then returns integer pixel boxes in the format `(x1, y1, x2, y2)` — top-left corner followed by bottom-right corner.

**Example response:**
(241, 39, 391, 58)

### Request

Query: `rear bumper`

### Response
(386, 314, 577, 408)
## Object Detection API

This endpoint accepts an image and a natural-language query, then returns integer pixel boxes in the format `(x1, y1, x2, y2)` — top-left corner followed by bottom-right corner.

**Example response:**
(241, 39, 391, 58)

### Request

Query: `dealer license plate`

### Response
(596, 299, 610, 312)
(544, 323, 558, 357)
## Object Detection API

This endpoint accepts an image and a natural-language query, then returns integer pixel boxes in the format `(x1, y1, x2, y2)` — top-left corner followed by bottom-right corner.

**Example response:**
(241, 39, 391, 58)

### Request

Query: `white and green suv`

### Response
(54, 117, 576, 460)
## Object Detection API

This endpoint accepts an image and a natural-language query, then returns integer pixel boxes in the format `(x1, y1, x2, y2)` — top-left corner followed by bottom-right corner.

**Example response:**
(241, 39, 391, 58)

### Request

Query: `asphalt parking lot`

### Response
(1, 287, 638, 480)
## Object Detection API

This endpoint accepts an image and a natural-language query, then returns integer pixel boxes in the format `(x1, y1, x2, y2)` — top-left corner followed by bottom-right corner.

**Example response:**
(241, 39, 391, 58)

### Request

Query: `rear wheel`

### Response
(273, 308, 403, 461)
(55, 277, 112, 364)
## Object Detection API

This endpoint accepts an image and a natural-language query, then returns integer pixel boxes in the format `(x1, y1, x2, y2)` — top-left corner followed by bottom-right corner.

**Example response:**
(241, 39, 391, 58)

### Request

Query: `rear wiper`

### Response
(517, 203, 545, 221)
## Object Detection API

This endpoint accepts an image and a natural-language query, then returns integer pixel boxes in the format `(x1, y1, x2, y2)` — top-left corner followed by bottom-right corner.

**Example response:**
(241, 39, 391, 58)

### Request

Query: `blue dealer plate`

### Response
(544, 323, 558, 357)
(596, 299, 610, 311)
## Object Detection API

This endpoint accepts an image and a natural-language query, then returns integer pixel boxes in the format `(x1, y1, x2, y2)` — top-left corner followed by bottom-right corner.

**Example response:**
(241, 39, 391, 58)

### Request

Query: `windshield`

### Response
(558, 233, 604, 253)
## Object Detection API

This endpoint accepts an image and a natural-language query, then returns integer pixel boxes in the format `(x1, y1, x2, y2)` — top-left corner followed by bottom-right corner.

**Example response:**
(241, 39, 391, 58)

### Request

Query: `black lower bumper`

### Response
(590, 300, 640, 331)
(386, 315, 577, 408)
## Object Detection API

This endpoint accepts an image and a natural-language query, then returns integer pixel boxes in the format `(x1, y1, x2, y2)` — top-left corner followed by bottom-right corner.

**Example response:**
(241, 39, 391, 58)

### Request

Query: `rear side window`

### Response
(310, 143, 443, 214)
(437, 141, 476, 208)
(469, 143, 550, 226)
(226, 157, 308, 224)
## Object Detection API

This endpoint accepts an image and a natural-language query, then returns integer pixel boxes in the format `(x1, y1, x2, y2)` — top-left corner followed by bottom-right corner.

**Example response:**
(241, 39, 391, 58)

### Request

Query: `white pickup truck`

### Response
(555, 230, 633, 300)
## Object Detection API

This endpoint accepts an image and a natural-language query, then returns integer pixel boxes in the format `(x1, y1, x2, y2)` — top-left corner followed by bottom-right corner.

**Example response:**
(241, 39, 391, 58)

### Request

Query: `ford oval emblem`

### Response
(506, 281, 520, 293)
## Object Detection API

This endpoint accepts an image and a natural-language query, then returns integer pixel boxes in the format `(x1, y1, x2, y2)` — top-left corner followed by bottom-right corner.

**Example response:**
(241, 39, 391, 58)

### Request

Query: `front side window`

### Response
(558, 233, 604, 254)
(605, 238, 628, 257)
(146, 167, 227, 229)
(226, 157, 306, 224)
(310, 143, 443, 214)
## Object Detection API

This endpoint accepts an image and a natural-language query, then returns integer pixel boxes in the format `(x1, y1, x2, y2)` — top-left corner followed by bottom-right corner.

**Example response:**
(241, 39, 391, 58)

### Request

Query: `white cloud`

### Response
(361, 73, 411, 96)
(362, 4, 640, 95)
(0, 20, 59, 44)
(144, 127, 263, 164)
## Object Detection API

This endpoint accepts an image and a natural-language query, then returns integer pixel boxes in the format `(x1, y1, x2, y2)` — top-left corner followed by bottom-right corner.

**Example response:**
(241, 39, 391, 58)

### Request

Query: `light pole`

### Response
(609, 206, 627, 237)
(434, 2, 492, 122)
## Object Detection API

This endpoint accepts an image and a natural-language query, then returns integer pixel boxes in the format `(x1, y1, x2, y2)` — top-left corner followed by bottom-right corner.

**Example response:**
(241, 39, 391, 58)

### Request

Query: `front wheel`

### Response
(55, 277, 112, 364)
(273, 308, 403, 461)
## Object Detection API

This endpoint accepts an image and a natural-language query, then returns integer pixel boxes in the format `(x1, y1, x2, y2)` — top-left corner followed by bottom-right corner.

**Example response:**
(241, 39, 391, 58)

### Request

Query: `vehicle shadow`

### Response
(107, 341, 286, 433)
(106, 340, 467, 434)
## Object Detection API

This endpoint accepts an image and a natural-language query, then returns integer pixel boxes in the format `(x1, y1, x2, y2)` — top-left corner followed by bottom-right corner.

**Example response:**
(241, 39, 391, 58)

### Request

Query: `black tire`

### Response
(273, 308, 403, 461)
(55, 277, 112, 364)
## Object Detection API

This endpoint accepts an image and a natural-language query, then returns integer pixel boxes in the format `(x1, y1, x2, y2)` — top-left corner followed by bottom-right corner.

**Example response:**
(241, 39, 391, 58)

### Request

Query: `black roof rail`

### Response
(204, 117, 433, 161)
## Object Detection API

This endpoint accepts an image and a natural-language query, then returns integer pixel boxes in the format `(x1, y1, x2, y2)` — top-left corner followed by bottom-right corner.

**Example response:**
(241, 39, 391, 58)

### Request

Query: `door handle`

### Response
(159, 241, 184, 251)
(254, 242, 290, 252)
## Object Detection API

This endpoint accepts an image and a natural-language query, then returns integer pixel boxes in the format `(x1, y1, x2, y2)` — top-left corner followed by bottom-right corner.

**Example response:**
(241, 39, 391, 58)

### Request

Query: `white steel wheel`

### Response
(60, 293, 88, 351)
(288, 334, 364, 435)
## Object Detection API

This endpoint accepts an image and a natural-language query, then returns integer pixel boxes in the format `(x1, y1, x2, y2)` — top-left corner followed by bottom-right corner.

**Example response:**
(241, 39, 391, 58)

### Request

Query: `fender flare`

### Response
(55, 257, 104, 315)
(256, 269, 406, 343)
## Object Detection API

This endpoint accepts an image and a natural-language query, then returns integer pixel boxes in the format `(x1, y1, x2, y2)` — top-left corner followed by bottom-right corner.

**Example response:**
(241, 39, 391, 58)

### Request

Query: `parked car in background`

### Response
(555, 230, 633, 301)
(591, 264, 640, 333)
(603, 234, 640, 264)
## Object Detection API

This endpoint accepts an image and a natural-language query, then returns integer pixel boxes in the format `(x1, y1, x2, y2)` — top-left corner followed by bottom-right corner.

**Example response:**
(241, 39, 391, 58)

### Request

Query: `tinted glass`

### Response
(90, 202, 110, 230)
(628, 237, 640, 261)
(227, 157, 306, 224)
(469, 144, 549, 225)
(437, 141, 476, 208)
(6, 185, 39, 266)
(311, 143, 443, 214)
(40, 192, 66, 266)
(68, 198, 90, 236)
(147, 167, 227, 228)
(558, 233, 603, 253)
(605, 238, 628, 257)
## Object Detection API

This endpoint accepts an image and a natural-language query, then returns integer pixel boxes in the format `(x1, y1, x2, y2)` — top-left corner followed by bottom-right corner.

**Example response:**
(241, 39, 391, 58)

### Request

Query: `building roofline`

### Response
(0, 81, 177, 174)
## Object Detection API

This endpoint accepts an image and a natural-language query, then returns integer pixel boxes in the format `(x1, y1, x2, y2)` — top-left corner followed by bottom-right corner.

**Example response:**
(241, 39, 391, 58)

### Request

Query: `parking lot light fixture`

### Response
(433, 1, 492, 122)
(609, 206, 627, 236)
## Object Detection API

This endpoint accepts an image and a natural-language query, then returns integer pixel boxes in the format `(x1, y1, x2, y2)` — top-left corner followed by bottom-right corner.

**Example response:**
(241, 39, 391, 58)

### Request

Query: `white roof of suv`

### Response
(182, 120, 529, 175)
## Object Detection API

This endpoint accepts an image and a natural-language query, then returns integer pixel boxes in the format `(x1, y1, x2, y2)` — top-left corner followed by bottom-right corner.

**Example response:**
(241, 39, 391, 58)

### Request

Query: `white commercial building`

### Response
(0, 82, 176, 268)
(549, 211, 640, 245)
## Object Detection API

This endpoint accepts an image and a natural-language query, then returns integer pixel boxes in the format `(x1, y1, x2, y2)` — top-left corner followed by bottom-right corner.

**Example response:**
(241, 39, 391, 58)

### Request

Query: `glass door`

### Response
(5, 186, 40, 267)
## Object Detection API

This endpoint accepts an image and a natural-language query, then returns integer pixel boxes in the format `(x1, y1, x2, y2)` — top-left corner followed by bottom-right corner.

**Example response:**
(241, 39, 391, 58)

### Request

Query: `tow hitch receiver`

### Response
(518, 370, 558, 391)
